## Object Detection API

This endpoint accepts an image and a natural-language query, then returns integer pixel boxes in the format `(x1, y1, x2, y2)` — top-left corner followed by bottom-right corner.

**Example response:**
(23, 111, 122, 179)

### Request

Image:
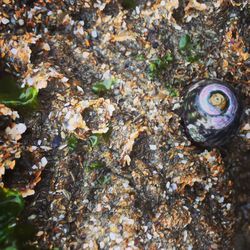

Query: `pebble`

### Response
(110, 232, 117, 241)
(171, 183, 177, 191)
(147, 233, 152, 240)
(1, 17, 9, 24)
(172, 103, 181, 110)
(183, 230, 188, 242)
(91, 29, 98, 38)
(18, 19, 24, 26)
(246, 132, 250, 139)
(218, 197, 224, 203)
(136, 6, 140, 15)
(36, 231, 44, 237)
(28, 214, 37, 220)
(10, 48, 18, 55)
(149, 144, 157, 150)
(40, 157, 48, 167)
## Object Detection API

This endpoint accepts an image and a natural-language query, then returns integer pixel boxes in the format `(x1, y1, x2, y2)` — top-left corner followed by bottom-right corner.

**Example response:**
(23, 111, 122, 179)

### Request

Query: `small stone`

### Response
(28, 214, 37, 220)
(109, 232, 117, 241)
(218, 197, 224, 203)
(18, 19, 24, 26)
(149, 144, 157, 150)
(183, 230, 188, 242)
(1, 17, 9, 24)
(171, 183, 177, 191)
(10, 48, 18, 55)
(246, 132, 250, 139)
(152, 41, 159, 48)
(91, 29, 98, 38)
(172, 103, 181, 110)
(36, 231, 44, 237)
(147, 233, 152, 240)
(135, 6, 140, 15)
(40, 157, 48, 167)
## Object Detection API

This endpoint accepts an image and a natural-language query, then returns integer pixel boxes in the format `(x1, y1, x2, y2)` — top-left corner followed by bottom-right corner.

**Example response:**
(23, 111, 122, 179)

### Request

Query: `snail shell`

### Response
(182, 79, 242, 147)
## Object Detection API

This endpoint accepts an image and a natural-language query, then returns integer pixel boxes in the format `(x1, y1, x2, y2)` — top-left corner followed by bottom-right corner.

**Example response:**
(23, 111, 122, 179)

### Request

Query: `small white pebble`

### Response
(58, 214, 65, 220)
(109, 232, 117, 241)
(28, 214, 36, 220)
(18, 19, 24, 26)
(218, 197, 224, 203)
(123, 181, 129, 189)
(135, 6, 140, 15)
(77, 86, 84, 92)
(40, 157, 48, 167)
(100, 242, 105, 249)
(36, 231, 44, 237)
(82, 52, 89, 59)
(245, 109, 250, 115)
(1, 17, 9, 24)
(246, 132, 250, 139)
(172, 103, 181, 110)
(10, 48, 18, 55)
(171, 183, 177, 191)
(16, 123, 27, 134)
(149, 144, 157, 150)
(61, 77, 69, 83)
(32, 164, 38, 170)
(89, 241, 94, 248)
(91, 29, 98, 38)
(59, 144, 67, 150)
(160, 0, 166, 6)
(147, 233, 152, 240)
(183, 230, 188, 242)
(178, 153, 184, 158)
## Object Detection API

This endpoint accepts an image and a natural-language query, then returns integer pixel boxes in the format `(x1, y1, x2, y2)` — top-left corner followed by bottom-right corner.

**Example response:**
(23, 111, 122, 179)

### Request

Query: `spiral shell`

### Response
(182, 79, 242, 147)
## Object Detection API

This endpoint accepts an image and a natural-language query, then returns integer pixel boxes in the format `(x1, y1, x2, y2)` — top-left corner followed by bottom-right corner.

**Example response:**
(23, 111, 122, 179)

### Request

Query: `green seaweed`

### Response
(179, 34, 191, 50)
(92, 78, 117, 96)
(120, 0, 136, 9)
(0, 72, 38, 108)
(88, 127, 112, 149)
(88, 135, 99, 148)
(179, 34, 201, 63)
(0, 188, 24, 246)
(0, 187, 36, 250)
(97, 175, 111, 186)
(165, 84, 179, 97)
(1, 87, 38, 107)
(67, 135, 79, 152)
(135, 54, 146, 61)
(85, 161, 104, 173)
(149, 53, 174, 79)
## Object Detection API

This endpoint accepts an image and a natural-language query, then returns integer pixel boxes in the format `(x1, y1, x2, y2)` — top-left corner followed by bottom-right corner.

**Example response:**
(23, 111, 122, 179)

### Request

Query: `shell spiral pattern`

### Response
(182, 79, 242, 147)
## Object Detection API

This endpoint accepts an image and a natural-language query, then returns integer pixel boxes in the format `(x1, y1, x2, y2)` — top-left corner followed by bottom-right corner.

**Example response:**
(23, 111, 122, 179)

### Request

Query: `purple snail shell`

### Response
(182, 79, 242, 147)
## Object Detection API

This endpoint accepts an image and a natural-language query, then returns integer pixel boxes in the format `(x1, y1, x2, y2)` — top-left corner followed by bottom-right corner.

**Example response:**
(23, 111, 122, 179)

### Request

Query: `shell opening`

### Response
(209, 92, 228, 111)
